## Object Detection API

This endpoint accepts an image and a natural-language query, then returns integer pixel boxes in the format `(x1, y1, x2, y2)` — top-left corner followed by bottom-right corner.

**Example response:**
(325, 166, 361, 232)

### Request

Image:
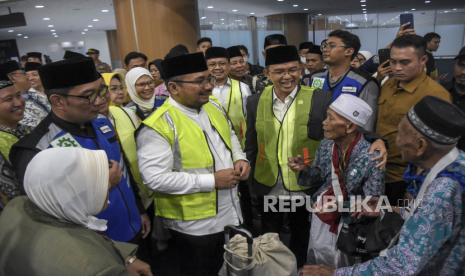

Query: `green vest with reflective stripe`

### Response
(142, 100, 233, 221)
(254, 86, 320, 191)
(109, 106, 154, 208)
(0, 131, 18, 162)
(225, 78, 247, 149)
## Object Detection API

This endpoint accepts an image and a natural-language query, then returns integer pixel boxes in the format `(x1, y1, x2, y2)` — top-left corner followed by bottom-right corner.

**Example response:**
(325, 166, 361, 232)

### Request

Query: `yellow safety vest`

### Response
(142, 100, 233, 221)
(254, 86, 320, 191)
(0, 131, 19, 162)
(109, 106, 154, 208)
(224, 78, 247, 149)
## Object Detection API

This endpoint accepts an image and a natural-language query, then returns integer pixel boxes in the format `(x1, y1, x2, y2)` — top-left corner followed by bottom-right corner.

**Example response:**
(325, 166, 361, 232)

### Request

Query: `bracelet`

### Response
(126, 255, 137, 265)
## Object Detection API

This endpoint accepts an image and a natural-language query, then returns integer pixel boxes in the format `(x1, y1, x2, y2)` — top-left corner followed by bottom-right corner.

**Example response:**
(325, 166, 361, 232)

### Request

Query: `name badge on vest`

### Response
(50, 133, 81, 148)
(311, 77, 325, 90)
(99, 125, 112, 134)
(341, 86, 357, 93)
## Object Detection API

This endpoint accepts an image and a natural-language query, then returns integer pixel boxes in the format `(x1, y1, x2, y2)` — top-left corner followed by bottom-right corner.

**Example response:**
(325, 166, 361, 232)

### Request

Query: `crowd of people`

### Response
(0, 21, 464, 276)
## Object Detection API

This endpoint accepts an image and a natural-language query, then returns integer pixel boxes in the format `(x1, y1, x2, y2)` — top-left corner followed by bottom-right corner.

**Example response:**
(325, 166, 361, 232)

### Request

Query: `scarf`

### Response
(125, 67, 155, 113)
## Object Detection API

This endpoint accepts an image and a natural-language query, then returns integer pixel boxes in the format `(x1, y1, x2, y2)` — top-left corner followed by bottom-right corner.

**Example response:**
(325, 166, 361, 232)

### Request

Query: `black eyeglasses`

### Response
(64, 85, 108, 104)
(171, 75, 216, 86)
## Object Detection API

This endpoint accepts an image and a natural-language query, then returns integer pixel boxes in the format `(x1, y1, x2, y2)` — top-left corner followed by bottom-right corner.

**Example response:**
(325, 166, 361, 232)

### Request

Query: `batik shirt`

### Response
(298, 137, 384, 198)
(335, 152, 465, 275)
(20, 89, 51, 128)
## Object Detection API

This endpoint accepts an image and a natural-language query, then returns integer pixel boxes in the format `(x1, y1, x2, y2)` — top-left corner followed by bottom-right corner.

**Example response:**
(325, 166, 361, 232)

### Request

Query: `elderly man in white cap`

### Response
(289, 94, 385, 268)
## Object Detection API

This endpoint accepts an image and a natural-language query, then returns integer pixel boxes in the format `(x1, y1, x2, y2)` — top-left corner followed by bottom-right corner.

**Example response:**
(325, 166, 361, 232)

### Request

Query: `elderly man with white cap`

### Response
(289, 94, 385, 268)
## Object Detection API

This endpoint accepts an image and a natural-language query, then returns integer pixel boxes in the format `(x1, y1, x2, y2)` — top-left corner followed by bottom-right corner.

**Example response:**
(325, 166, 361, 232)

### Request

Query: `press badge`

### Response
(100, 125, 112, 134)
(341, 86, 357, 93)
(311, 77, 325, 90)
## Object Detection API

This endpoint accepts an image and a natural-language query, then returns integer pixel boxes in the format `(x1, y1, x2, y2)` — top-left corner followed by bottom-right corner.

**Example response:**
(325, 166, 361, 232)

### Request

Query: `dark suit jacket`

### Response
(244, 85, 332, 197)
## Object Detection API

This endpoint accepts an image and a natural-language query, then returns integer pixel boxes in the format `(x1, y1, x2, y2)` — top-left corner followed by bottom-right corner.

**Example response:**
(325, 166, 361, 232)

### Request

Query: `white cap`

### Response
(329, 94, 373, 127)
(358, 50, 373, 61)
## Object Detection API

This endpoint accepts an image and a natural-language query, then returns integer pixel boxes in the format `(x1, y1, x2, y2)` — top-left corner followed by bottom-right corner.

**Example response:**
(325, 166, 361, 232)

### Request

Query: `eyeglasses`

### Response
(320, 43, 347, 51)
(64, 85, 108, 104)
(135, 80, 155, 89)
(171, 75, 216, 86)
(269, 67, 300, 77)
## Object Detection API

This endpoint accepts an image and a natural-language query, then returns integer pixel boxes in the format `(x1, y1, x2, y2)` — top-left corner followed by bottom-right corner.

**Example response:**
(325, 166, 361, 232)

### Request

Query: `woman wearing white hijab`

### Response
(0, 148, 152, 276)
(125, 67, 157, 120)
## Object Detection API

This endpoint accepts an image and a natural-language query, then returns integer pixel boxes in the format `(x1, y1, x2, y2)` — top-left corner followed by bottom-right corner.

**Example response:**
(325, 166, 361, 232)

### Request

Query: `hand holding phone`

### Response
(400, 13, 414, 29)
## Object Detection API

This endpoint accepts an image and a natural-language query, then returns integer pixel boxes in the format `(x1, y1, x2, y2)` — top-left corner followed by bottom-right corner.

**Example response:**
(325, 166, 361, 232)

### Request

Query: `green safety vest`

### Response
(142, 100, 233, 221)
(0, 130, 19, 162)
(109, 106, 154, 208)
(224, 78, 247, 149)
(254, 85, 320, 191)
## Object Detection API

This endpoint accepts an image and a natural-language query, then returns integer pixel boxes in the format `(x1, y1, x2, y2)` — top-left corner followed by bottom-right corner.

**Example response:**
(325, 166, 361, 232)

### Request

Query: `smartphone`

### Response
(378, 48, 390, 66)
(400, 13, 414, 29)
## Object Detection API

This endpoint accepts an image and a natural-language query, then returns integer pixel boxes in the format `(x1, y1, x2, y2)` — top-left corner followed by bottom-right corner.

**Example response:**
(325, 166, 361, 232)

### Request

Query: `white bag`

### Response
(218, 233, 298, 276)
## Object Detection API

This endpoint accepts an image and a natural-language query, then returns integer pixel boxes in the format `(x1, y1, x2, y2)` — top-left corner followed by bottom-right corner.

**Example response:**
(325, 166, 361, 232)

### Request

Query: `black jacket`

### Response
(443, 79, 465, 151)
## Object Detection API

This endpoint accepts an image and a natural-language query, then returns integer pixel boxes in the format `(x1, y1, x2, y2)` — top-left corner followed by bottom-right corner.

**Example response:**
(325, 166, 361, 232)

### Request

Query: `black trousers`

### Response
(258, 196, 310, 268)
(169, 230, 224, 276)
(238, 180, 255, 233)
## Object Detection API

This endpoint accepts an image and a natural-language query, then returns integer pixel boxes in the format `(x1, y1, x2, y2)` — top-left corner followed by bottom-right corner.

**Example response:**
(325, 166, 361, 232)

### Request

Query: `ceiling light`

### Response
(453, 8, 457, 11)
(82, 32, 86, 34)
(207, 6, 214, 9)
(317, 13, 322, 16)
(54, 36, 59, 38)
(221, 22, 225, 25)
(303, 8, 309, 11)
(220, 18, 225, 21)
(23, 36, 28, 39)
(43, 17, 50, 21)
(88, 25, 93, 27)
(48, 24, 54, 28)
(92, 18, 99, 22)
(250, 12, 255, 15)
(363, 11, 367, 13)
(277, 0, 284, 2)
(444, 10, 449, 13)
(425, 0, 431, 3)
(201, 16, 207, 19)
(293, 4, 299, 7)
(232, 9, 238, 12)
(52, 33, 56, 35)
(411, 8, 416, 11)
(50, 29, 55, 32)
(7, 30, 13, 32)
(17, 33, 22, 36)
(35, 5, 44, 8)
(361, 4, 366, 7)
(84, 28, 88, 31)
(360, 0, 366, 2)
(101, 9, 109, 12)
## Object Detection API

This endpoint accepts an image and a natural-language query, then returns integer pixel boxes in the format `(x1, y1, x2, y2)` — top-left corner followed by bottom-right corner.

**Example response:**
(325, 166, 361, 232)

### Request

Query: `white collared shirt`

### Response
(212, 78, 251, 115)
(136, 97, 246, 236)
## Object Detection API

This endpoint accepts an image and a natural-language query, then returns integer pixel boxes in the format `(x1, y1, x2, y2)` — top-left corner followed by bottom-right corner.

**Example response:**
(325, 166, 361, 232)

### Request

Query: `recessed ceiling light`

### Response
(425, 0, 431, 3)
(88, 25, 93, 27)
(411, 8, 416, 10)
(303, 8, 309, 11)
(84, 28, 88, 31)
(220, 18, 225, 21)
(92, 18, 99, 22)
(207, 5, 213, 9)
(7, 30, 13, 32)
(43, 17, 50, 21)
(35, 5, 44, 8)
(82, 32, 86, 34)
(232, 9, 238, 12)
(363, 11, 367, 13)
(317, 13, 322, 16)
(101, 9, 109, 13)
(17, 33, 22, 36)
(201, 16, 207, 19)
(50, 29, 56, 32)
(52, 33, 56, 35)
(360, 0, 366, 2)
(250, 12, 255, 15)
(361, 4, 366, 6)
(362, 8, 367, 10)
(453, 8, 457, 10)
(293, 4, 299, 7)
(48, 24, 54, 28)
(54, 36, 59, 38)
(277, 0, 284, 1)
(444, 10, 449, 13)
(24, 36, 28, 39)
(221, 22, 225, 25)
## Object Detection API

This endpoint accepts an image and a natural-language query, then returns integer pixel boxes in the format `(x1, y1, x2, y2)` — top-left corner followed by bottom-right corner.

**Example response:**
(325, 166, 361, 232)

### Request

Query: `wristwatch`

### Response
(126, 255, 137, 265)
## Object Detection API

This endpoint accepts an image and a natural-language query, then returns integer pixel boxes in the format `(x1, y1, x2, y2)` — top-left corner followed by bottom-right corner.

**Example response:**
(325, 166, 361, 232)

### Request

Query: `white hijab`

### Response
(24, 148, 109, 231)
(125, 67, 155, 112)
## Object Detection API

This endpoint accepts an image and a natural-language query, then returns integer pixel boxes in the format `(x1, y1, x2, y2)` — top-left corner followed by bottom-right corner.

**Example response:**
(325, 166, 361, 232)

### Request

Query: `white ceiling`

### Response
(0, 0, 464, 40)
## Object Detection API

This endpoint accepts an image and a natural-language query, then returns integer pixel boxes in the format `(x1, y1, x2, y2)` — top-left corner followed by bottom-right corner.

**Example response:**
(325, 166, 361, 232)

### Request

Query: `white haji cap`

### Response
(358, 50, 373, 61)
(330, 94, 373, 127)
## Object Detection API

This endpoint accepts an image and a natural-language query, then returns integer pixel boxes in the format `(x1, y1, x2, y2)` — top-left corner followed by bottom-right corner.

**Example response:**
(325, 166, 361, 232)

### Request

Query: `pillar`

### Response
(266, 13, 309, 46)
(113, 0, 200, 61)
